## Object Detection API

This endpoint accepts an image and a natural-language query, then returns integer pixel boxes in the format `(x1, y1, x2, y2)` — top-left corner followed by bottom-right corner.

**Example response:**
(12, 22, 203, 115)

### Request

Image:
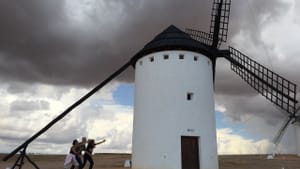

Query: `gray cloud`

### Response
(6, 82, 71, 99)
(0, 134, 29, 143)
(216, 94, 286, 124)
(10, 100, 49, 113)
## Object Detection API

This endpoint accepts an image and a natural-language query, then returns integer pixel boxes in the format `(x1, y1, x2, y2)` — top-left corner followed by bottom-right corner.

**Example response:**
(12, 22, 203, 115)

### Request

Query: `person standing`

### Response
(64, 140, 80, 169)
(71, 137, 87, 169)
(82, 139, 105, 169)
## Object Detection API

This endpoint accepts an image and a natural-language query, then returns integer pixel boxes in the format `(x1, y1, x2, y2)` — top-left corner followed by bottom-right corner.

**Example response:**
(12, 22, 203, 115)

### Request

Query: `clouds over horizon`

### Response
(0, 82, 134, 154)
(0, 82, 296, 155)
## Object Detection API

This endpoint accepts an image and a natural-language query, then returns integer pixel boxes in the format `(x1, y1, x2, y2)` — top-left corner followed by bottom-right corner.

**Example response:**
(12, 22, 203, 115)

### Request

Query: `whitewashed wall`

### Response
(132, 50, 218, 169)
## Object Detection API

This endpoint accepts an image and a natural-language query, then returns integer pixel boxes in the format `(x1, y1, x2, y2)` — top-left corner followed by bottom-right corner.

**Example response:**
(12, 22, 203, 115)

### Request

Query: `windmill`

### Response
(267, 106, 300, 159)
(2, 0, 299, 169)
(187, 0, 300, 158)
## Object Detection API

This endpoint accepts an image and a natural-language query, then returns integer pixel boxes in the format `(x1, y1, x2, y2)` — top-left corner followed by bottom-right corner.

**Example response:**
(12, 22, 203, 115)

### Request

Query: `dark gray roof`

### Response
(131, 25, 211, 65)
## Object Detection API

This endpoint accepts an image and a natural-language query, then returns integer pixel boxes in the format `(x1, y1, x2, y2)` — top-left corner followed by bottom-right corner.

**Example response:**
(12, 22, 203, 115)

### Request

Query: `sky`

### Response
(0, 0, 300, 156)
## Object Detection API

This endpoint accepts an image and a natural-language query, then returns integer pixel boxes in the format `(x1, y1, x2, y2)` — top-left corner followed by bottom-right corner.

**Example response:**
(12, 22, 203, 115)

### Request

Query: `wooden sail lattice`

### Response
(229, 47, 297, 114)
(210, 0, 231, 46)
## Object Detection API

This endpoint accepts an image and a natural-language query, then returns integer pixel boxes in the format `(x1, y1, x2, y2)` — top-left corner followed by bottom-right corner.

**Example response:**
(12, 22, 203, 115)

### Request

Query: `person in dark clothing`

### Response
(64, 140, 80, 169)
(71, 137, 87, 169)
(82, 139, 105, 169)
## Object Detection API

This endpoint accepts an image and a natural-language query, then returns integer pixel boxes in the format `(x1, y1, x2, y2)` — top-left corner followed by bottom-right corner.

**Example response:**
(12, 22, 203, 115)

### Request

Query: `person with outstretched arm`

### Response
(82, 139, 106, 169)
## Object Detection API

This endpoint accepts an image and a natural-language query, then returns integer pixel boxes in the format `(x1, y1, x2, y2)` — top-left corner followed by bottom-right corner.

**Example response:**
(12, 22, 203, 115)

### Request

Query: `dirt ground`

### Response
(219, 155, 300, 169)
(1, 153, 300, 169)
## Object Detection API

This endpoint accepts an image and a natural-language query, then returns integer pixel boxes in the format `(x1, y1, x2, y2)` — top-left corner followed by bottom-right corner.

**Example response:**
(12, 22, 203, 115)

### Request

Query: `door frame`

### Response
(181, 136, 200, 169)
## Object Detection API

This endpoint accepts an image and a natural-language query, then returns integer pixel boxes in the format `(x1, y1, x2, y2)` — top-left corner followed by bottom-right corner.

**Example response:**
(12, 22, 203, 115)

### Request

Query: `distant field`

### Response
(1, 153, 299, 169)
(219, 154, 300, 169)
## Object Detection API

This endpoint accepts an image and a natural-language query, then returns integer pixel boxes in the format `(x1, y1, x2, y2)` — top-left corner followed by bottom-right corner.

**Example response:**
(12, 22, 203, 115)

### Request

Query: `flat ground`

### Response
(0, 154, 299, 169)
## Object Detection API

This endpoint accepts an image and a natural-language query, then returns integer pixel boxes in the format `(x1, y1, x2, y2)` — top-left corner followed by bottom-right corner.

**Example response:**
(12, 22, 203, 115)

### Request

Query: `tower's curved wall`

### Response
(132, 50, 218, 169)
(294, 125, 300, 156)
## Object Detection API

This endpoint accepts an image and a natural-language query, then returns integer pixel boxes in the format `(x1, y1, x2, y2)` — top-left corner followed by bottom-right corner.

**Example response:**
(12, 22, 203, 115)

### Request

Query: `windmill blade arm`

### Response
(273, 117, 293, 146)
(185, 28, 213, 46)
(2, 60, 133, 162)
(210, 0, 231, 47)
(295, 106, 300, 115)
(292, 106, 300, 123)
(222, 47, 297, 114)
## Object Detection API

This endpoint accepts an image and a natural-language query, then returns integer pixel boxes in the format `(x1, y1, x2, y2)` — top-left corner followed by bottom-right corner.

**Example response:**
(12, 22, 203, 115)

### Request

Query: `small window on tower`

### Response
(187, 92, 194, 101)
(194, 56, 198, 61)
(150, 56, 154, 62)
(164, 54, 169, 60)
(139, 60, 143, 66)
(179, 54, 184, 60)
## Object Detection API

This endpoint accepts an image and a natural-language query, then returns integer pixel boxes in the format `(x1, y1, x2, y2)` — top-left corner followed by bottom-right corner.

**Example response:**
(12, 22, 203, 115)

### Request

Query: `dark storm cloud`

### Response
(0, 0, 298, 123)
(0, 0, 290, 85)
(0, 0, 287, 87)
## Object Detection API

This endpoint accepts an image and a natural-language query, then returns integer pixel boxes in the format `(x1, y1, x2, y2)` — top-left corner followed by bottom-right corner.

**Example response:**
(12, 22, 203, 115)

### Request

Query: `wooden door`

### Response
(181, 136, 200, 169)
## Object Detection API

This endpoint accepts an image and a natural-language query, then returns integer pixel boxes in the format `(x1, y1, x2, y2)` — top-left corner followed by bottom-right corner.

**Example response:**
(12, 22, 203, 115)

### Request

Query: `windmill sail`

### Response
(210, 0, 231, 47)
(227, 46, 297, 114)
(185, 0, 231, 48)
(291, 106, 300, 124)
(272, 117, 293, 146)
(184, 0, 298, 158)
(185, 28, 213, 46)
(272, 105, 300, 146)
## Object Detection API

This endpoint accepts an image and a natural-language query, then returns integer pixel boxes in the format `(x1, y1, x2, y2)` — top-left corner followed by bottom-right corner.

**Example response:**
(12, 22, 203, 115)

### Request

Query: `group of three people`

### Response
(64, 137, 106, 169)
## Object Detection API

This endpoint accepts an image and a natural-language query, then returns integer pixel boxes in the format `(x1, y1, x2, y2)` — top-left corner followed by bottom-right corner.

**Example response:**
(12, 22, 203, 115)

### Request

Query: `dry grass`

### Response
(219, 154, 300, 169)
(0, 153, 130, 169)
(1, 154, 300, 169)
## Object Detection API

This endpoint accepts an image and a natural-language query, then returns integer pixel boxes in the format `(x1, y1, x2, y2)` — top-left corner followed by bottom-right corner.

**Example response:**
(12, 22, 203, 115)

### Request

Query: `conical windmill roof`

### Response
(131, 25, 211, 65)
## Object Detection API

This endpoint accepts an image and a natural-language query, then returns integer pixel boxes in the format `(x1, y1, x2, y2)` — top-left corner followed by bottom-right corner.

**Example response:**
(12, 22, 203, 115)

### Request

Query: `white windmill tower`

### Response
(130, 0, 232, 168)
(131, 25, 218, 169)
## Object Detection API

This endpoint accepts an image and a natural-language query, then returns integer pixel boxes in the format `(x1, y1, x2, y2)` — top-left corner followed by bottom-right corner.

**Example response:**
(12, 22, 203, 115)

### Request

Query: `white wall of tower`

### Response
(294, 125, 300, 156)
(132, 50, 218, 169)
